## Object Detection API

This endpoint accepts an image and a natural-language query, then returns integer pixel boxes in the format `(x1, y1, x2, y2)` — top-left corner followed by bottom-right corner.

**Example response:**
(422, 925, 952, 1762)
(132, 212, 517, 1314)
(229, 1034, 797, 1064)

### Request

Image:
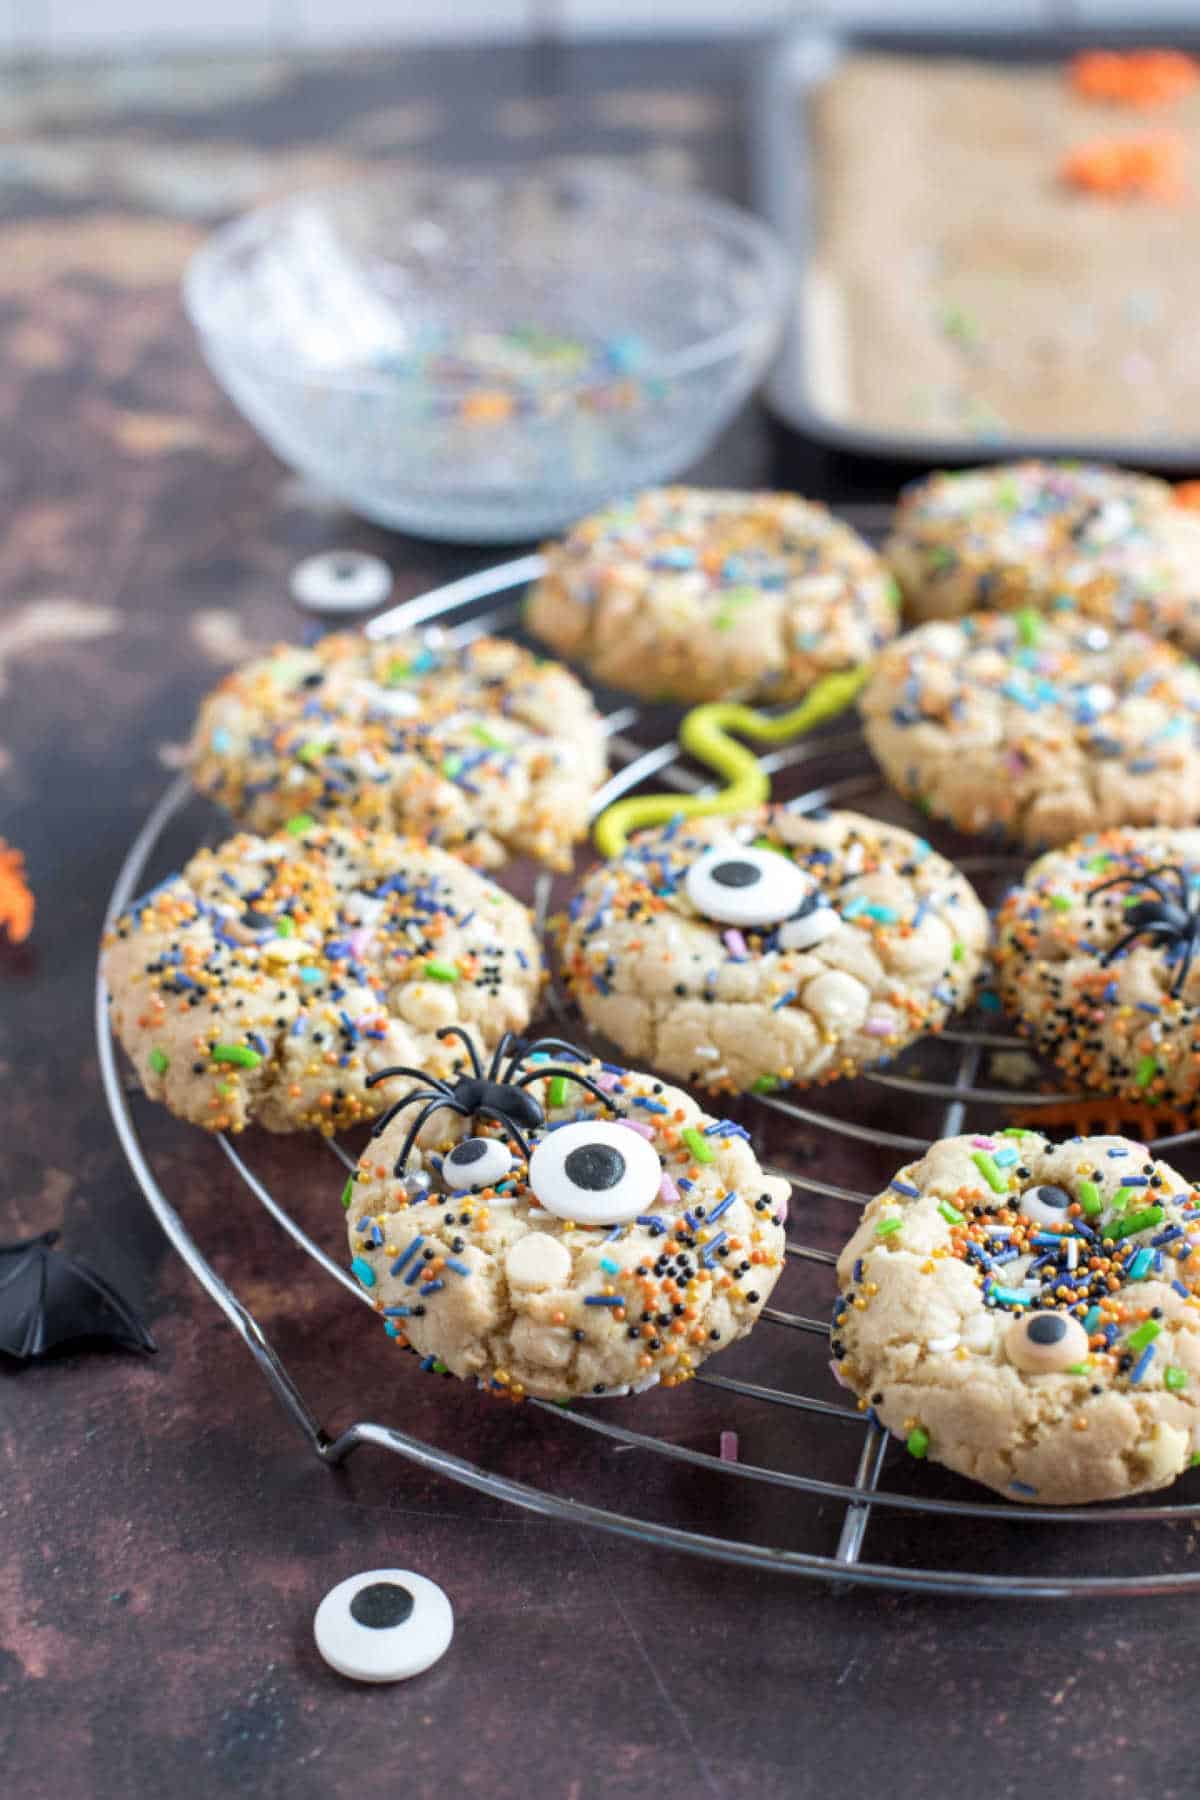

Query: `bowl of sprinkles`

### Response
(184, 162, 789, 542)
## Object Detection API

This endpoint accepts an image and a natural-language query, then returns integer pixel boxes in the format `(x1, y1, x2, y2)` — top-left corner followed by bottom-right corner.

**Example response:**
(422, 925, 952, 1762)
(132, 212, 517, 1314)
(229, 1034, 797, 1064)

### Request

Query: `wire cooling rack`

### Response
(96, 526, 1200, 1599)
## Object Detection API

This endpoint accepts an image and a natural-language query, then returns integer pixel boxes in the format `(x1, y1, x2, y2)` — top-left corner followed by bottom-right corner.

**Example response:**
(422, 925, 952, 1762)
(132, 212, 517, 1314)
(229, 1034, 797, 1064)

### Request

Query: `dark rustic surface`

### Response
(2, 37, 1199, 1800)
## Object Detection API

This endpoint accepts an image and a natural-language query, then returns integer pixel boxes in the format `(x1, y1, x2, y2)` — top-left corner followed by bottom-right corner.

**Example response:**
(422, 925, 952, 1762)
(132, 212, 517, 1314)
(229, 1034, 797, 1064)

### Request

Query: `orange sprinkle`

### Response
(0, 840, 34, 944)
(1060, 131, 1187, 202)
(1175, 480, 1200, 510)
(1070, 48, 1199, 110)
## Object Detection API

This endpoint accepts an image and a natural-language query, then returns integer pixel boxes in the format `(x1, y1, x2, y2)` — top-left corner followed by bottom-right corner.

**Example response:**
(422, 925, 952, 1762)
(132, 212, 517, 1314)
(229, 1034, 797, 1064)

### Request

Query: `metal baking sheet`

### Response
(752, 19, 1200, 469)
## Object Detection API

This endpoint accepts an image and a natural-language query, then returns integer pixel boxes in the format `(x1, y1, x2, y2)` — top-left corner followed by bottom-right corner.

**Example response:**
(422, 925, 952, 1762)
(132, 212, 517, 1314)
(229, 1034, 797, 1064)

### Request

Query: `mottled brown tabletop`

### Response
(2, 36, 1198, 1800)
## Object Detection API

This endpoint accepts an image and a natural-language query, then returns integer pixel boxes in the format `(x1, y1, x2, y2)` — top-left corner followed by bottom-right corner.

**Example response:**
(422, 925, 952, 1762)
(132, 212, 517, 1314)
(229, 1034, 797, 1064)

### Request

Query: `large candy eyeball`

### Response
(1018, 1184, 1073, 1227)
(1004, 1310, 1090, 1374)
(777, 890, 840, 952)
(314, 1569, 453, 1683)
(684, 844, 814, 928)
(528, 1119, 662, 1225)
(290, 549, 392, 615)
(440, 1136, 513, 1191)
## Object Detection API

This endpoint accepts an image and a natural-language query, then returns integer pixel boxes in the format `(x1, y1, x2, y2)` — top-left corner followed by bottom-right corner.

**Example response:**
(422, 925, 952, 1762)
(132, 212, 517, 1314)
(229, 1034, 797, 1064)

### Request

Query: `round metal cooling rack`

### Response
(96, 532, 1200, 1598)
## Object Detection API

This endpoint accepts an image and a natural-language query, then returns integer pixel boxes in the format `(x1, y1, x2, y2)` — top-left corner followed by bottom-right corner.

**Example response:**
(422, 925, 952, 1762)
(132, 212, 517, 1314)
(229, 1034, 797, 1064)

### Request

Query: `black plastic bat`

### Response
(0, 1231, 156, 1363)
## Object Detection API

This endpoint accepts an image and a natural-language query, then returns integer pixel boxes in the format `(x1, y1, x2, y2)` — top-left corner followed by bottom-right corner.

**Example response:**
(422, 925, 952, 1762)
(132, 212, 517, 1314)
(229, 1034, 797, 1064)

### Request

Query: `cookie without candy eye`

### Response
(344, 1039, 789, 1402)
(558, 805, 988, 1096)
(101, 823, 543, 1135)
(189, 629, 608, 871)
(833, 1131, 1200, 1504)
(526, 484, 898, 704)
(885, 460, 1200, 655)
(861, 612, 1200, 848)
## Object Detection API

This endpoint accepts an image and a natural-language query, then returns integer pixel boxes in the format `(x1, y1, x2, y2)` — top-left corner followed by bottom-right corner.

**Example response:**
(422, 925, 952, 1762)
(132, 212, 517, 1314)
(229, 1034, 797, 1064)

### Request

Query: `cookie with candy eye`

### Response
(525, 485, 898, 705)
(101, 823, 542, 1134)
(861, 612, 1200, 849)
(189, 629, 608, 871)
(885, 461, 1200, 654)
(343, 1031, 789, 1402)
(833, 1131, 1200, 1505)
(994, 827, 1200, 1115)
(557, 806, 988, 1096)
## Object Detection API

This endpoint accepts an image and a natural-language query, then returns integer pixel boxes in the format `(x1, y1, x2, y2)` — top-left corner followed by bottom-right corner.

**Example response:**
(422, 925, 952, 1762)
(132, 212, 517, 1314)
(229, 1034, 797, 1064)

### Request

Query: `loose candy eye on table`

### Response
(290, 550, 393, 615)
(314, 1569, 454, 1683)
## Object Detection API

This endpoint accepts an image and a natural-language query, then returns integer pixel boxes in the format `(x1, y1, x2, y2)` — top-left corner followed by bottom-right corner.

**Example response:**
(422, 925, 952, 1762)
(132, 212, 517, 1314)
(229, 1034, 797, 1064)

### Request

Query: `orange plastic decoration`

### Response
(0, 840, 34, 944)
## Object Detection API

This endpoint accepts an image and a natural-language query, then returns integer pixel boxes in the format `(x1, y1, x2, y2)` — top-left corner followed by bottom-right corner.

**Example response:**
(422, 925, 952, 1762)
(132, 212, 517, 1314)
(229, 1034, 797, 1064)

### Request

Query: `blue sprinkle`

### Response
(1130, 1343, 1156, 1385)
(382, 1305, 411, 1318)
(351, 1257, 376, 1289)
(890, 1179, 920, 1197)
(445, 1258, 471, 1277)
(420, 1279, 445, 1296)
(390, 1237, 423, 1276)
(707, 1192, 737, 1223)
(584, 1295, 623, 1307)
(1010, 1480, 1038, 1497)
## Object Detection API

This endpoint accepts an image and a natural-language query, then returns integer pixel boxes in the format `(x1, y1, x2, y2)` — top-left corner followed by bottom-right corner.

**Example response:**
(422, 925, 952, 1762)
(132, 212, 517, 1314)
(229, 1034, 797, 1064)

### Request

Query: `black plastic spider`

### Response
(1089, 862, 1200, 996)
(365, 1027, 623, 1176)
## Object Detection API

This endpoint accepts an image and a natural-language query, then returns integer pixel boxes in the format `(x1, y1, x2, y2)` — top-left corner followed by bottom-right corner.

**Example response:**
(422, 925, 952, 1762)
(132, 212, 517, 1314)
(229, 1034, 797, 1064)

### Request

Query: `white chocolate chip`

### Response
(802, 968, 869, 1031)
(505, 1233, 572, 1291)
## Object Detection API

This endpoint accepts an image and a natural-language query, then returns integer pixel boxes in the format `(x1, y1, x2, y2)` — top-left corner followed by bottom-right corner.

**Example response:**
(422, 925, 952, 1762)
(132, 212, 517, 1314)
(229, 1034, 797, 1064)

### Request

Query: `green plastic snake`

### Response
(592, 664, 870, 858)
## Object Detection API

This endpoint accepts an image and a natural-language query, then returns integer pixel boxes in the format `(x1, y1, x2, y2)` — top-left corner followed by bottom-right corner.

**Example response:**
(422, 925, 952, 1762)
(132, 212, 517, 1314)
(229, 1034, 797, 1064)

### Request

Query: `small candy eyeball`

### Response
(1018, 1184, 1073, 1227)
(440, 1136, 513, 1191)
(289, 549, 392, 615)
(1004, 1310, 1090, 1374)
(314, 1569, 453, 1683)
(528, 1119, 662, 1225)
(776, 890, 840, 952)
(684, 843, 815, 928)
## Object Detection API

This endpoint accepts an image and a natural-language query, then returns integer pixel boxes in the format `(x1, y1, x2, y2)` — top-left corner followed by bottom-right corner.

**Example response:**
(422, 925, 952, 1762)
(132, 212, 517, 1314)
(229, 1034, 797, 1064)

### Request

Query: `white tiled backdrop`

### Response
(3, 0, 1194, 58)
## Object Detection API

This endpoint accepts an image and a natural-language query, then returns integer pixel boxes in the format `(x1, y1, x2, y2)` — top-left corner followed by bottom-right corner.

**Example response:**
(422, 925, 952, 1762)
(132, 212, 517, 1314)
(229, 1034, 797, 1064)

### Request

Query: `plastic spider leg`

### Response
(473, 1105, 533, 1164)
(502, 1036, 589, 1079)
(434, 1026, 483, 1079)
(393, 1097, 469, 1177)
(1171, 925, 1200, 998)
(513, 1065, 625, 1116)
(486, 1032, 518, 1082)
(1097, 923, 1170, 967)
(369, 1087, 446, 1142)
(365, 1064, 455, 1095)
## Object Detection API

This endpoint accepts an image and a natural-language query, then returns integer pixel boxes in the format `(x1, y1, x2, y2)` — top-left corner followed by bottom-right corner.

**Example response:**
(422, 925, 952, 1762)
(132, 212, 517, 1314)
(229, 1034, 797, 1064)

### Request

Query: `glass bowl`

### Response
(183, 162, 790, 543)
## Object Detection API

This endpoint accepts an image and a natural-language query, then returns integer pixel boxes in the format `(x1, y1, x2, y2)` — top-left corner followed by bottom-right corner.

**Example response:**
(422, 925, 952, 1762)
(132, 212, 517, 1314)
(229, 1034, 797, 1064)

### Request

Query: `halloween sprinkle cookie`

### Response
(886, 461, 1200, 652)
(190, 631, 608, 871)
(102, 824, 542, 1134)
(525, 485, 898, 705)
(833, 1131, 1200, 1504)
(860, 612, 1200, 849)
(344, 1031, 789, 1401)
(994, 828, 1200, 1114)
(557, 807, 988, 1095)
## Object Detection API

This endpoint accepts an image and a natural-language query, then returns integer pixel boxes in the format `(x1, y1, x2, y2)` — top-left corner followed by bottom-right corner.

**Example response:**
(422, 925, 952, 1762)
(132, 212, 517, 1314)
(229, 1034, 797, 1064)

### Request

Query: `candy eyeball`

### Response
(440, 1136, 513, 1191)
(289, 549, 392, 615)
(684, 844, 814, 928)
(1018, 1184, 1073, 1227)
(528, 1119, 662, 1225)
(776, 890, 840, 952)
(314, 1569, 453, 1683)
(1004, 1310, 1090, 1374)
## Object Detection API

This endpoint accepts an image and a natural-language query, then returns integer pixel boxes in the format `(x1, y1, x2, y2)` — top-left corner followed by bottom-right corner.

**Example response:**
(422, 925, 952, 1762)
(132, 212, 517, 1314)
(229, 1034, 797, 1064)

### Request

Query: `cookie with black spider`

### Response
(995, 827, 1200, 1115)
(343, 1028, 789, 1401)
